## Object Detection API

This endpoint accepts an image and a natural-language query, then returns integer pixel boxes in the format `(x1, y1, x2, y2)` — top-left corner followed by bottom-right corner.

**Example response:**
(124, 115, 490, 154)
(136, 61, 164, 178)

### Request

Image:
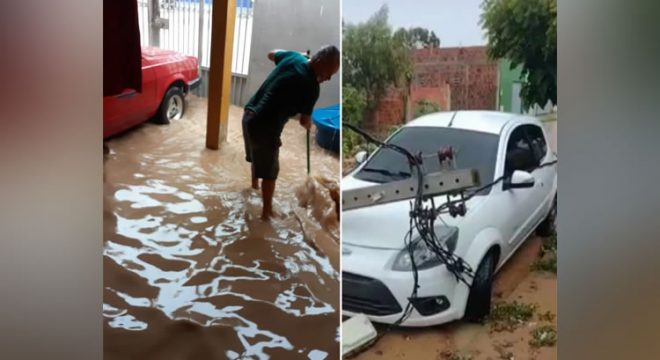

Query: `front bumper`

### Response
(342, 244, 469, 327)
(187, 76, 202, 91)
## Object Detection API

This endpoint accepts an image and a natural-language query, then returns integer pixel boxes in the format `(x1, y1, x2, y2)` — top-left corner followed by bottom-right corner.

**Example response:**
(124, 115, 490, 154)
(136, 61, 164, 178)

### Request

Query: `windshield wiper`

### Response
(361, 167, 411, 179)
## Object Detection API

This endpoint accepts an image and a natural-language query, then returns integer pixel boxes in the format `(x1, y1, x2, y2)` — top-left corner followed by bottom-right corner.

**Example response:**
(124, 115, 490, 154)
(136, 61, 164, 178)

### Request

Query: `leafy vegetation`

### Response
(342, 86, 367, 157)
(342, 6, 440, 157)
(440, 350, 473, 360)
(481, 0, 557, 110)
(531, 232, 557, 274)
(529, 324, 558, 347)
(342, 5, 411, 111)
(414, 99, 441, 117)
(488, 301, 537, 331)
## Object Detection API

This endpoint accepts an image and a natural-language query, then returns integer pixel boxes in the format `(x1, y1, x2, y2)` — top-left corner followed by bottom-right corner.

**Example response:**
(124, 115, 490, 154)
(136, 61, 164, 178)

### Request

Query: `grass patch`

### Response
(440, 350, 473, 360)
(532, 233, 557, 274)
(531, 256, 556, 273)
(529, 325, 557, 347)
(488, 301, 537, 332)
(539, 234, 557, 255)
(538, 310, 556, 322)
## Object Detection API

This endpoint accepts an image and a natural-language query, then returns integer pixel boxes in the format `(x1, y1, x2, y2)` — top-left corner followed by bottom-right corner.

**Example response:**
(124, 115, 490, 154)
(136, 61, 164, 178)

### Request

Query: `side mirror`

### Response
(504, 170, 535, 190)
(355, 151, 368, 164)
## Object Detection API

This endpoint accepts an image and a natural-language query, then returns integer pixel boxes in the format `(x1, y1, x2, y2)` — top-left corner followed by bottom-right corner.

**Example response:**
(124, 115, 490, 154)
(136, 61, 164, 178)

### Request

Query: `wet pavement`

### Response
(103, 95, 340, 359)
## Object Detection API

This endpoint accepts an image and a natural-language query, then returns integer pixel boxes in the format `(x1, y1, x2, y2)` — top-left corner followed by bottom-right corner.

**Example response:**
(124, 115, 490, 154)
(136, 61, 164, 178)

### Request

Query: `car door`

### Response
(524, 124, 556, 225)
(497, 125, 541, 249)
(103, 56, 155, 137)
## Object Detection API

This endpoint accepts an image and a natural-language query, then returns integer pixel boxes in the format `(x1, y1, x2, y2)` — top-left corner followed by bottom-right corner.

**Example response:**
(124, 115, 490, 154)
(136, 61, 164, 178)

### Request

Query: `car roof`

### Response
(405, 111, 540, 135)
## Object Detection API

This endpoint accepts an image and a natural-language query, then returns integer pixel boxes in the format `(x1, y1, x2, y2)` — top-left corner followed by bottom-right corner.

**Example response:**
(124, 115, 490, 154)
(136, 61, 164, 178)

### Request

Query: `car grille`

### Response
(342, 272, 402, 316)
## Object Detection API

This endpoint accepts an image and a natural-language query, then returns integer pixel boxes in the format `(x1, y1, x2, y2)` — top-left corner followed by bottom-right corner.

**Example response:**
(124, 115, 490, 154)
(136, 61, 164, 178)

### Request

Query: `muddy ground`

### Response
(348, 235, 557, 360)
(103, 95, 341, 359)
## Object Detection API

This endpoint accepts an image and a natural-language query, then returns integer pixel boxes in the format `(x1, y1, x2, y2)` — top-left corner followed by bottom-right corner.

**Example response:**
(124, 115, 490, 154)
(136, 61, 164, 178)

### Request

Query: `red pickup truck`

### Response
(103, 47, 201, 139)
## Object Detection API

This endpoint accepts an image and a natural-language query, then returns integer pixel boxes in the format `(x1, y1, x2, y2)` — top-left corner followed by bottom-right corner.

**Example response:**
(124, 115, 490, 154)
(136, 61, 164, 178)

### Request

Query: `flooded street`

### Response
(103, 95, 340, 359)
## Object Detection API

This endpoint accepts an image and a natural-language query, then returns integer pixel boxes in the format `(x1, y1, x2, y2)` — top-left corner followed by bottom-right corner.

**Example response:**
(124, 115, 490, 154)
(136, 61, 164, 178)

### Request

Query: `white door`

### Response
(511, 82, 522, 114)
(497, 125, 540, 249)
(524, 124, 556, 225)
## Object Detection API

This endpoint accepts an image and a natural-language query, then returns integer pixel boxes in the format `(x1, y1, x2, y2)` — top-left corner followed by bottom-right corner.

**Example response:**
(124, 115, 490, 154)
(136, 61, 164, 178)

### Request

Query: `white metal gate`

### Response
(511, 82, 522, 114)
(136, 0, 253, 105)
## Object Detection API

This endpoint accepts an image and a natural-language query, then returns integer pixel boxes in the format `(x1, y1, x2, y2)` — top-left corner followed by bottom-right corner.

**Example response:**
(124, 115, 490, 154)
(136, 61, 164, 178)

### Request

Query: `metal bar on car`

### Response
(342, 169, 480, 211)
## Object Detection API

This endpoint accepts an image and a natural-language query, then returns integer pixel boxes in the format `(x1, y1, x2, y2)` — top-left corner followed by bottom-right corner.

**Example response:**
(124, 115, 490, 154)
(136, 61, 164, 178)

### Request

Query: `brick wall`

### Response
(369, 87, 405, 129)
(368, 46, 498, 128)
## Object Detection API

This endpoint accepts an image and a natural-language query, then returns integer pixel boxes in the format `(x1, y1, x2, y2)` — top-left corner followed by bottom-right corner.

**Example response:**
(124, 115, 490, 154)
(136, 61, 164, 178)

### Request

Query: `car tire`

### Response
(154, 86, 185, 125)
(536, 195, 557, 237)
(464, 251, 496, 323)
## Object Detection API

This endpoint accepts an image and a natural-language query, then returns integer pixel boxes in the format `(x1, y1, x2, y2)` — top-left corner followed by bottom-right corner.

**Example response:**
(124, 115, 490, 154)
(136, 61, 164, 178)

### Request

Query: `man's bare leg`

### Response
(251, 165, 259, 190)
(261, 179, 276, 220)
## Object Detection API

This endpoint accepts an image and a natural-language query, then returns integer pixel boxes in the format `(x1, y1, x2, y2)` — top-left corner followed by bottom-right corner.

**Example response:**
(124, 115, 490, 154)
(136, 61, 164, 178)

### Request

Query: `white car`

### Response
(342, 111, 557, 327)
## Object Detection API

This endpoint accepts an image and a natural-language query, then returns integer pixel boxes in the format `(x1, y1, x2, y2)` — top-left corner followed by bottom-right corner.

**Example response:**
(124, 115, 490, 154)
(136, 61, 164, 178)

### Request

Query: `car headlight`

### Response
(392, 227, 459, 271)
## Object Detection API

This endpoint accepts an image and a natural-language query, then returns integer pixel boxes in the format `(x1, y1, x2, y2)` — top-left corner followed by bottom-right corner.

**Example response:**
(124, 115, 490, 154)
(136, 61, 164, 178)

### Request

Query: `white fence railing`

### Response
(136, 0, 253, 103)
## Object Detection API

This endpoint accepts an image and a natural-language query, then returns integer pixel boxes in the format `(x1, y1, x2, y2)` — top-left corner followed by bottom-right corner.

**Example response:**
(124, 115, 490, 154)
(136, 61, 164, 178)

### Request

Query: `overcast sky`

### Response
(342, 0, 486, 47)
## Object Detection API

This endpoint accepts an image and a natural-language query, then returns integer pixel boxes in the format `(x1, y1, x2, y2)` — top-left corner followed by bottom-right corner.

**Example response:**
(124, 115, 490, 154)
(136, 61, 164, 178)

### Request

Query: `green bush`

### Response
(414, 99, 441, 117)
(342, 86, 366, 128)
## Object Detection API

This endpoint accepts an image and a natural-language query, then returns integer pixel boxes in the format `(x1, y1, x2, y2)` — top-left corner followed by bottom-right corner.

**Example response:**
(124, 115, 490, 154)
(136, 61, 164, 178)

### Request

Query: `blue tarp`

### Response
(312, 104, 339, 152)
(312, 103, 339, 130)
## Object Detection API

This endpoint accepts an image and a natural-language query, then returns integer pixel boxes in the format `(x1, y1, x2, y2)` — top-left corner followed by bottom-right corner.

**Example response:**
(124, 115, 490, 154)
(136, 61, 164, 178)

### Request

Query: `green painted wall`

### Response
(497, 59, 524, 113)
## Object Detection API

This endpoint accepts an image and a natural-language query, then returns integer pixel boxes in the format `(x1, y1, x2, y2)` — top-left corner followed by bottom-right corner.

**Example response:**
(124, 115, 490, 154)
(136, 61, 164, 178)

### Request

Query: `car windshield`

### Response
(354, 126, 499, 195)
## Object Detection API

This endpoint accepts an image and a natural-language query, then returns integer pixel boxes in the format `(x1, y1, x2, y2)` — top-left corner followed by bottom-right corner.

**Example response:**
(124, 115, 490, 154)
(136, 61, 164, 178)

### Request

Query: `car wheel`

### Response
(464, 251, 496, 322)
(536, 195, 557, 237)
(154, 86, 185, 125)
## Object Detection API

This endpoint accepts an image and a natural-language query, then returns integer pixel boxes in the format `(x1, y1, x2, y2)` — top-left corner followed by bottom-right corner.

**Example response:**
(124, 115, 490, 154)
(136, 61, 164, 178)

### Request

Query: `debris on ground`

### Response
(439, 350, 473, 360)
(488, 301, 537, 332)
(537, 310, 556, 322)
(529, 325, 557, 348)
(493, 343, 515, 360)
(531, 233, 557, 274)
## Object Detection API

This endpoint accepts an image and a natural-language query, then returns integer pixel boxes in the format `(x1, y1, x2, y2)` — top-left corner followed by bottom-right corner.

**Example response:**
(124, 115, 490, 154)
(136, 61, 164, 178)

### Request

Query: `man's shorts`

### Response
(242, 110, 280, 180)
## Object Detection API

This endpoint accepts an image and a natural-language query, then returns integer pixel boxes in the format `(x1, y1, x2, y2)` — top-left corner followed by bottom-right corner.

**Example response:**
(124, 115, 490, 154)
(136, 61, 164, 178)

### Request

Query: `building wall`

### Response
(369, 88, 405, 129)
(242, 0, 340, 107)
(498, 59, 555, 115)
(498, 59, 523, 113)
(369, 46, 498, 128)
(368, 84, 452, 128)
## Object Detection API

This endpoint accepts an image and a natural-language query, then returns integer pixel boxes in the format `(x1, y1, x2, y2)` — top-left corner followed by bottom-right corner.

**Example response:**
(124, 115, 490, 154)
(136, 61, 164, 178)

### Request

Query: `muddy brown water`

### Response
(103, 96, 340, 359)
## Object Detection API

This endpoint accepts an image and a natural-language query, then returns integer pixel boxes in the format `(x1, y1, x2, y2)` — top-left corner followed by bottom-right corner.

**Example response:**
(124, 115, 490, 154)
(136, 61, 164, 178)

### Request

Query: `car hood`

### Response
(342, 175, 486, 250)
(142, 47, 197, 66)
(142, 47, 182, 58)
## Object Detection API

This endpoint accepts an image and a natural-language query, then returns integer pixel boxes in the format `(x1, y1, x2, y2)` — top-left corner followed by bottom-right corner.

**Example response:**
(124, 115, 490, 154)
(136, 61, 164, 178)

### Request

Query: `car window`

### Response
(504, 126, 537, 175)
(353, 126, 499, 195)
(524, 125, 548, 162)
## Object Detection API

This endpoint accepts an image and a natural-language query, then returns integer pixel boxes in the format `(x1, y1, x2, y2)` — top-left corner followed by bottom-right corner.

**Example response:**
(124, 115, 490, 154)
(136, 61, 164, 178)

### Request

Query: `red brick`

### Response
(367, 46, 498, 127)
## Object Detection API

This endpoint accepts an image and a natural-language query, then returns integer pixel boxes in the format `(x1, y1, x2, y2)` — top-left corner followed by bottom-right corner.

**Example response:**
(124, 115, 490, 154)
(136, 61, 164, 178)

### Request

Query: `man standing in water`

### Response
(242, 45, 340, 221)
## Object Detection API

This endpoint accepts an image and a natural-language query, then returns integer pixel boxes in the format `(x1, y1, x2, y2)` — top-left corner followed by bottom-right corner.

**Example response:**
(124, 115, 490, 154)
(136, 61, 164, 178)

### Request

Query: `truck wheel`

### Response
(536, 195, 557, 237)
(154, 86, 184, 125)
(464, 251, 496, 322)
